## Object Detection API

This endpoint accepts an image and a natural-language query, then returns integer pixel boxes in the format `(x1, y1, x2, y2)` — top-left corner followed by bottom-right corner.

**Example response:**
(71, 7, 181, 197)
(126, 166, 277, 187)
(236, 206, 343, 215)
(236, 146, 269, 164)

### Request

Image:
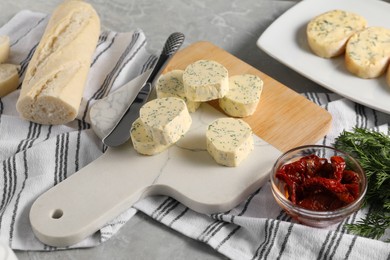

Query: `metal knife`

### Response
(102, 32, 185, 147)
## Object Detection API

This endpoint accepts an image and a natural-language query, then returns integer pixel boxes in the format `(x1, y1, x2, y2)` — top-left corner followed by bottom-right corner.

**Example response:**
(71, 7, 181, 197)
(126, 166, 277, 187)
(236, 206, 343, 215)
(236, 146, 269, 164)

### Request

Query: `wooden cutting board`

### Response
(165, 41, 332, 152)
(29, 42, 332, 247)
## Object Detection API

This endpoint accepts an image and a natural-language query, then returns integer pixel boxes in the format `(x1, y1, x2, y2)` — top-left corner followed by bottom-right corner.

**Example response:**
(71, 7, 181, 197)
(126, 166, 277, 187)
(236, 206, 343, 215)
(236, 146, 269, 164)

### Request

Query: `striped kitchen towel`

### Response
(1, 10, 389, 260)
(134, 93, 390, 260)
(0, 10, 156, 250)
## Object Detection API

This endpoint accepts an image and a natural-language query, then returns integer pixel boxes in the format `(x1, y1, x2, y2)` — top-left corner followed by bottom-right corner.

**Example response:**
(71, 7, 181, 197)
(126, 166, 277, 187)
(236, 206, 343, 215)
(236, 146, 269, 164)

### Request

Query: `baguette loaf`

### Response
(16, 0, 100, 125)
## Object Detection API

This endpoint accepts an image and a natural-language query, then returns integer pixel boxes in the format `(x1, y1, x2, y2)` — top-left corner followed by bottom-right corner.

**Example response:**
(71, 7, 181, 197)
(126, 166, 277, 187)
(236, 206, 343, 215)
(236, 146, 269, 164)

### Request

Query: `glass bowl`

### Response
(270, 145, 367, 228)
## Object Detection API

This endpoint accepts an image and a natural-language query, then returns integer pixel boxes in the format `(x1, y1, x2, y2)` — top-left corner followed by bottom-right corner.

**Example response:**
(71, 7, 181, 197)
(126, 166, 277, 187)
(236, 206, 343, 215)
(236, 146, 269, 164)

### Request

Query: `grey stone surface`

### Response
(0, 0, 329, 96)
(15, 212, 226, 260)
(0, 0, 328, 259)
(3, 0, 387, 259)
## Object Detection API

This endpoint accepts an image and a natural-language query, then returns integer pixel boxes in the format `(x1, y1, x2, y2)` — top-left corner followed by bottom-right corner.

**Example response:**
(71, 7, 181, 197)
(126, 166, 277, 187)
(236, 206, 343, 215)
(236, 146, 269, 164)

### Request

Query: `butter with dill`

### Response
(219, 74, 263, 118)
(183, 60, 229, 102)
(307, 10, 367, 58)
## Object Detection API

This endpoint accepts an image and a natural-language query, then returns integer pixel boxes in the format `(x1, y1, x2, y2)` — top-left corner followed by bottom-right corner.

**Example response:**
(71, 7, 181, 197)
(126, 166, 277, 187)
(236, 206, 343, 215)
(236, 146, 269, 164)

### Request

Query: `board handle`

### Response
(29, 145, 155, 247)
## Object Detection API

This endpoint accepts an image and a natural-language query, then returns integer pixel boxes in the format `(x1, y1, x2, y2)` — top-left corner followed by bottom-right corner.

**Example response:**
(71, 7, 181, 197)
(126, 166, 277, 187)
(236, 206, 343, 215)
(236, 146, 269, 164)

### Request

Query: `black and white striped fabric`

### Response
(1, 11, 389, 259)
(0, 10, 156, 250)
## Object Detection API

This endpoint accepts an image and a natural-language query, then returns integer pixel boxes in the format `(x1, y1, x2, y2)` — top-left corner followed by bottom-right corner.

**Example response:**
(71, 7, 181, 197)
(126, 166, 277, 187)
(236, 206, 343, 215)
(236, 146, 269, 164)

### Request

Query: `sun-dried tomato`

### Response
(342, 170, 360, 199)
(331, 156, 345, 181)
(298, 192, 345, 211)
(342, 170, 360, 184)
(302, 154, 326, 176)
(302, 177, 355, 204)
(276, 154, 361, 211)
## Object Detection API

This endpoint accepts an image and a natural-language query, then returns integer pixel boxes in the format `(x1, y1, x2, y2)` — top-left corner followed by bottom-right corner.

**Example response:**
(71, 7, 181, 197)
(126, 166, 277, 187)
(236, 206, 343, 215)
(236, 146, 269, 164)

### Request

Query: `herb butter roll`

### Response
(307, 10, 367, 58)
(345, 27, 390, 79)
(206, 118, 254, 167)
(156, 70, 201, 112)
(16, 0, 100, 125)
(130, 118, 170, 155)
(183, 60, 229, 102)
(139, 97, 192, 146)
(219, 74, 263, 117)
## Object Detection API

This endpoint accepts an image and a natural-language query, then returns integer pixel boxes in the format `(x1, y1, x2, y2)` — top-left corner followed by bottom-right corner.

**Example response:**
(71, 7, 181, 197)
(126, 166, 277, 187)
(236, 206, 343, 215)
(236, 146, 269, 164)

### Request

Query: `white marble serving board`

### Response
(29, 103, 281, 247)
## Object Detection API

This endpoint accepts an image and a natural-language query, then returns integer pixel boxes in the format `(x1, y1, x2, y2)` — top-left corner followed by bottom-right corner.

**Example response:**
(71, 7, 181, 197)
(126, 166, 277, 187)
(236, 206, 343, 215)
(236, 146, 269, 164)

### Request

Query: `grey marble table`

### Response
(0, 0, 366, 259)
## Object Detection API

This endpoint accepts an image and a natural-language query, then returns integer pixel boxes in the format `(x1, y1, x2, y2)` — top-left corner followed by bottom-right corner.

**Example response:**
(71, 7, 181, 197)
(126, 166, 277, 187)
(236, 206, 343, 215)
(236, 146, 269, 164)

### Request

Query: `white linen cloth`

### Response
(0, 10, 389, 259)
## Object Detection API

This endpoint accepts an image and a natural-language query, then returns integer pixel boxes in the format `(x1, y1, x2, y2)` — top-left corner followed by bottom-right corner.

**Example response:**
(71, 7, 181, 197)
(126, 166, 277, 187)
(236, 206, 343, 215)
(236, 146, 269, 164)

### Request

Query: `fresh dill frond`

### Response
(345, 207, 390, 241)
(334, 127, 390, 241)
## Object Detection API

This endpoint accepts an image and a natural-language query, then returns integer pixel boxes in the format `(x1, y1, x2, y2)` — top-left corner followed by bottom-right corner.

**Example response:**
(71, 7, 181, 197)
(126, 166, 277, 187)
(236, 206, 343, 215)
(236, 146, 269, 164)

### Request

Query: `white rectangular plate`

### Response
(257, 0, 390, 114)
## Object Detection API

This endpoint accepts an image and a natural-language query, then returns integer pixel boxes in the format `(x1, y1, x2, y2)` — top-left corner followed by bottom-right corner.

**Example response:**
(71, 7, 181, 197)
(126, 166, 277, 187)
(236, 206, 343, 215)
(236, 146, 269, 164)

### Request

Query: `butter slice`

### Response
(219, 74, 263, 117)
(345, 27, 390, 79)
(183, 60, 229, 101)
(140, 97, 192, 145)
(307, 10, 367, 58)
(0, 64, 20, 97)
(130, 118, 170, 155)
(156, 70, 201, 112)
(206, 118, 254, 167)
(0, 35, 10, 63)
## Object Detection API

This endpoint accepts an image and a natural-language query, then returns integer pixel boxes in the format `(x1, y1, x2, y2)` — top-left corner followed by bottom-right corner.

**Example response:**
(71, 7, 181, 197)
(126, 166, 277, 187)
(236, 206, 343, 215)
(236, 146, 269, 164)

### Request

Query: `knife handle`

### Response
(147, 32, 185, 84)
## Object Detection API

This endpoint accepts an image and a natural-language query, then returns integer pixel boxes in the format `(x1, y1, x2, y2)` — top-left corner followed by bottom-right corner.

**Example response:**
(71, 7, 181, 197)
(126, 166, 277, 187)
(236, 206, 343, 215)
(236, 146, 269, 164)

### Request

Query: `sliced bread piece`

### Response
(0, 35, 10, 63)
(0, 64, 20, 97)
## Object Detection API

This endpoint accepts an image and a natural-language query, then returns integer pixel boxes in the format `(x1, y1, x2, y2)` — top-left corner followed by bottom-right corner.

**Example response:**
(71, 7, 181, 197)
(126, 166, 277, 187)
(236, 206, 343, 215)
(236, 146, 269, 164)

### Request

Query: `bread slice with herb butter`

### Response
(219, 74, 263, 117)
(345, 27, 390, 79)
(307, 10, 367, 58)
(16, 0, 100, 125)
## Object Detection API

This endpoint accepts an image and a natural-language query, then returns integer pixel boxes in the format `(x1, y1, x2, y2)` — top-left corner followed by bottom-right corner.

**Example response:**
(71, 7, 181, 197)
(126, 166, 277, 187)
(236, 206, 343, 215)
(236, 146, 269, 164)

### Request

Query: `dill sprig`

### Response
(334, 127, 390, 241)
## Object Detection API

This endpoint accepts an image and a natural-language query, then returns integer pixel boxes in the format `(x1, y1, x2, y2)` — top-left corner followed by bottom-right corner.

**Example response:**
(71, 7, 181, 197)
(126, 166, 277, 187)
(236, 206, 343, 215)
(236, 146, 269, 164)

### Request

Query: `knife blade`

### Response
(102, 32, 185, 147)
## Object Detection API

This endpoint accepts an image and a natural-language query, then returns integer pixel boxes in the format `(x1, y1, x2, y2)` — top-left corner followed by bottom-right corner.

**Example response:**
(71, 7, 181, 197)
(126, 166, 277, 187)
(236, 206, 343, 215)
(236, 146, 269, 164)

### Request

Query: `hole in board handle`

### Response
(51, 209, 63, 219)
